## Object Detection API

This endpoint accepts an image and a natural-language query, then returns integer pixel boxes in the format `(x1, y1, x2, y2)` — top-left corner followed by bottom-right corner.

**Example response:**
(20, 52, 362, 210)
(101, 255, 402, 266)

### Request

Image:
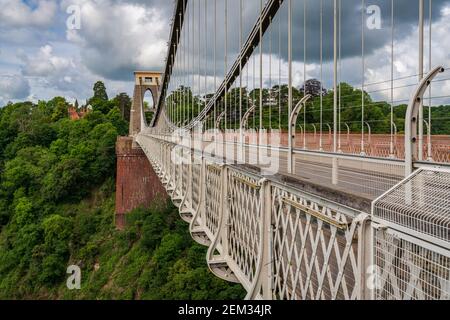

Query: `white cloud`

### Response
(360, 6, 450, 105)
(63, 0, 169, 80)
(0, 0, 57, 28)
(20, 45, 75, 77)
(1, 0, 449, 109)
(14, 43, 97, 101)
(442, 5, 450, 16)
(0, 74, 30, 103)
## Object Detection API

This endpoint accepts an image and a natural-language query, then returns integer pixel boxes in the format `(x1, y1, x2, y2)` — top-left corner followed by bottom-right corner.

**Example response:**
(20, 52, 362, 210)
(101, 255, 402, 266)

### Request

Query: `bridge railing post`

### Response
(159, 141, 162, 165)
(167, 143, 171, 174)
(188, 149, 193, 211)
(163, 142, 167, 169)
(260, 179, 273, 299)
(199, 155, 207, 229)
(170, 144, 176, 191)
(355, 213, 372, 300)
(220, 166, 229, 256)
(185, 130, 193, 211)
(244, 178, 273, 300)
(163, 143, 168, 179)
(177, 147, 182, 197)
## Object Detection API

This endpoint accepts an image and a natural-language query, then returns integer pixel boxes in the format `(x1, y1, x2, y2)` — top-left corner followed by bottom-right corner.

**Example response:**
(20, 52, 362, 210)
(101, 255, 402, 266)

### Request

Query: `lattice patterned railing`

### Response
(191, 158, 202, 211)
(270, 186, 362, 300)
(204, 164, 222, 238)
(135, 134, 449, 300)
(227, 170, 263, 287)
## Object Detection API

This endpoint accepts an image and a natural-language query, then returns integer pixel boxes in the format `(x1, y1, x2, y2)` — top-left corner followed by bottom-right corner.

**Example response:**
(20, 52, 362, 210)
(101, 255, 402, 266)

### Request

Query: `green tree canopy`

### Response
(93, 81, 108, 101)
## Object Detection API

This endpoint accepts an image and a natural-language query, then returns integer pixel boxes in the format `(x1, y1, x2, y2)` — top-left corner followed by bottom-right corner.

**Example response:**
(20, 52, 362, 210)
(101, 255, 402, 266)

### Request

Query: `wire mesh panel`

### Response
(294, 152, 405, 199)
(427, 143, 450, 164)
(335, 157, 405, 197)
(374, 229, 450, 300)
(227, 170, 262, 284)
(372, 168, 450, 300)
(373, 169, 450, 243)
(270, 185, 361, 300)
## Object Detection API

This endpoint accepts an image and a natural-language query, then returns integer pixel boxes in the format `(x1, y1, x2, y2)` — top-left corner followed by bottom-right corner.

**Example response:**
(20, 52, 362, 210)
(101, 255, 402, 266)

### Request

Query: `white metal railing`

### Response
(137, 134, 373, 300)
(138, 133, 450, 300)
(372, 228, 450, 300)
(141, 129, 408, 199)
(372, 168, 450, 300)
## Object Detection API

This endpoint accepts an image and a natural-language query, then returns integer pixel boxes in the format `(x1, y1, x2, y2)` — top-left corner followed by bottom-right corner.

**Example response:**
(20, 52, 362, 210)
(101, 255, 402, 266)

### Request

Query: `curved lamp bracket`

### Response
(404, 65, 444, 176)
(287, 94, 311, 173)
(289, 94, 312, 142)
(241, 101, 257, 130)
(215, 111, 226, 131)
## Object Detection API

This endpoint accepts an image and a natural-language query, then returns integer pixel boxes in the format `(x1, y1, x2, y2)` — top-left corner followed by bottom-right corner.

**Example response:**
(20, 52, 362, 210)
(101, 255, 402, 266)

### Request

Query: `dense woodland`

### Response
(167, 80, 450, 134)
(0, 82, 244, 299)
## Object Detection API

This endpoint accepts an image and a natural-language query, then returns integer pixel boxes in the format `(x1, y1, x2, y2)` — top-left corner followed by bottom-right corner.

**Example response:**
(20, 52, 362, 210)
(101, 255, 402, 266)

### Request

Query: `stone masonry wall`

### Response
(115, 136, 166, 230)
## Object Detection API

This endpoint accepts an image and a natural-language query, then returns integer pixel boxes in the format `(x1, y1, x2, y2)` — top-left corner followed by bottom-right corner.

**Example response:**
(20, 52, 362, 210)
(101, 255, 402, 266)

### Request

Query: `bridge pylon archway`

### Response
(130, 71, 162, 136)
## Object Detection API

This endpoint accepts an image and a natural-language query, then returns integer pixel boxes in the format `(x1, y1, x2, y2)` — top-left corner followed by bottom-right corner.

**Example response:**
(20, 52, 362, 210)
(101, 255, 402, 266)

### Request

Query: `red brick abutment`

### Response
(115, 136, 166, 230)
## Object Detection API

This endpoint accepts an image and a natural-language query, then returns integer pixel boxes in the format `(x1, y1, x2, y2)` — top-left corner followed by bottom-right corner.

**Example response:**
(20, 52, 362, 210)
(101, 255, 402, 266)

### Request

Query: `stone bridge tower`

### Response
(129, 71, 161, 136)
(115, 71, 166, 230)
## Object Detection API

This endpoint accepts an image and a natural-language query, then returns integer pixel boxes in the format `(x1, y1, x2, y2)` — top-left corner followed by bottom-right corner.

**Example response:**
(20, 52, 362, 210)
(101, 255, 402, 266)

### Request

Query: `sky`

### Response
(0, 0, 173, 106)
(1, 0, 450, 107)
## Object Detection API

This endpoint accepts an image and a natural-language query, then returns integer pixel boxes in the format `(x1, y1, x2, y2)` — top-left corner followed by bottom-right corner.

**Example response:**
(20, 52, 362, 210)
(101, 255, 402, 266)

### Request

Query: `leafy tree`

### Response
(37, 214, 72, 284)
(48, 97, 69, 122)
(106, 107, 128, 136)
(13, 197, 35, 227)
(1, 147, 56, 200)
(113, 93, 132, 122)
(301, 79, 327, 97)
(93, 81, 108, 101)
(88, 82, 114, 114)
